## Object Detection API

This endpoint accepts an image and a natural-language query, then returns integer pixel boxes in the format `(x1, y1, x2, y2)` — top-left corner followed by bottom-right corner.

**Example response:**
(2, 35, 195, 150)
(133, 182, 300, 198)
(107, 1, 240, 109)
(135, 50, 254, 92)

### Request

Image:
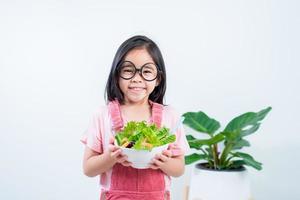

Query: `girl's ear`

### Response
(155, 77, 161, 87)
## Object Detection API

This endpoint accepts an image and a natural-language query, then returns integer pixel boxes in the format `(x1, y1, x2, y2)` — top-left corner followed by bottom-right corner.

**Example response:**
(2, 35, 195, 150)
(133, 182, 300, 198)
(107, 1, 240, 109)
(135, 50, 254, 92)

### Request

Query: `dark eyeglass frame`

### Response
(118, 60, 160, 82)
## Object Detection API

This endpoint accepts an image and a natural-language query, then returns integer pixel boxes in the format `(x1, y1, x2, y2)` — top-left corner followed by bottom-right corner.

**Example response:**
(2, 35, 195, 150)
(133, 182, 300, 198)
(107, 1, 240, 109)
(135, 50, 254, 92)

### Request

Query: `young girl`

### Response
(81, 35, 189, 200)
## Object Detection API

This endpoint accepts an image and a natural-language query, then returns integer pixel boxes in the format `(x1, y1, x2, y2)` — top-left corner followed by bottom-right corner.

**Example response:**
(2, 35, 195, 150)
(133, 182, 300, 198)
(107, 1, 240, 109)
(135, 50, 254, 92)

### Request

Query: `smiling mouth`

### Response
(128, 87, 146, 91)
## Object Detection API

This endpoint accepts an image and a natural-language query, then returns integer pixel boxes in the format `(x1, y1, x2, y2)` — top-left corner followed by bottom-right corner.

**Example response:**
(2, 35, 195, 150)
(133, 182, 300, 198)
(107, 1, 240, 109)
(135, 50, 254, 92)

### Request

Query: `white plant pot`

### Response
(188, 163, 252, 200)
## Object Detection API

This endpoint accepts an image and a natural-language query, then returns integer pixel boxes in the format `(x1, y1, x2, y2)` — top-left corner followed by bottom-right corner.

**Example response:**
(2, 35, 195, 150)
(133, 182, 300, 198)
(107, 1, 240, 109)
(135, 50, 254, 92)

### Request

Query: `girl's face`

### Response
(118, 48, 159, 104)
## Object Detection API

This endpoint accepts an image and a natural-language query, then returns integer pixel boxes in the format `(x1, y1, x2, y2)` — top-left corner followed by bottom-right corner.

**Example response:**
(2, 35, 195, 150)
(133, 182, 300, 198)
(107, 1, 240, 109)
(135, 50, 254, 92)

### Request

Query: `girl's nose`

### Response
(131, 71, 143, 82)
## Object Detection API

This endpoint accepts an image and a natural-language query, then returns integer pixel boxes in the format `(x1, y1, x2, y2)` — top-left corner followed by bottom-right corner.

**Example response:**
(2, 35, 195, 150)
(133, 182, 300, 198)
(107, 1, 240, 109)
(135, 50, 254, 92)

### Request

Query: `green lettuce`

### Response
(115, 121, 176, 151)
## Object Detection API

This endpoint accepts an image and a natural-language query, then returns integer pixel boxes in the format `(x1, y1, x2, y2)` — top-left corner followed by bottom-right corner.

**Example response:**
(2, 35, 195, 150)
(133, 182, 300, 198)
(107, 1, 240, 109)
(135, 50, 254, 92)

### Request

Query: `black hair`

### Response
(105, 35, 166, 104)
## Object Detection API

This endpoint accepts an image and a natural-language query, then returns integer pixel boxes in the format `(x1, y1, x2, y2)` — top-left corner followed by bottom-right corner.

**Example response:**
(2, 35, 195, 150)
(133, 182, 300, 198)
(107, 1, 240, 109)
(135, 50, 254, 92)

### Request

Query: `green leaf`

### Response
(185, 153, 208, 165)
(230, 160, 246, 169)
(160, 134, 176, 145)
(220, 133, 251, 165)
(116, 121, 176, 150)
(188, 133, 225, 149)
(186, 134, 196, 141)
(183, 112, 220, 136)
(221, 131, 241, 142)
(186, 135, 202, 150)
(232, 139, 250, 150)
(115, 134, 122, 146)
(224, 107, 272, 137)
(231, 152, 263, 170)
(241, 124, 260, 137)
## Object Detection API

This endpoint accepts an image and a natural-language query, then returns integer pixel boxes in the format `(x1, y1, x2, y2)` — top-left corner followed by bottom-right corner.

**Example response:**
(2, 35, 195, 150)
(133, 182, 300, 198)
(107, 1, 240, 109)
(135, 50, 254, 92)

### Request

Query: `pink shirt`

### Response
(81, 103, 190, 193)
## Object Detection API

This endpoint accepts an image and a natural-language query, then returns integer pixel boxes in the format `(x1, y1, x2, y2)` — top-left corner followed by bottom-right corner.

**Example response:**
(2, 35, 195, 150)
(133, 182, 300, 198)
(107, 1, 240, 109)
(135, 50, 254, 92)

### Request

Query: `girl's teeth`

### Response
(130, 87, 144, 91)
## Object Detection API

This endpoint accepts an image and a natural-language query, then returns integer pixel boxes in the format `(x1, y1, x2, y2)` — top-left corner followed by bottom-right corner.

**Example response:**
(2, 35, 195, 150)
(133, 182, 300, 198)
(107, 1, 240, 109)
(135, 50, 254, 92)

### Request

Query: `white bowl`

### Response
(116, 142, 169, 169)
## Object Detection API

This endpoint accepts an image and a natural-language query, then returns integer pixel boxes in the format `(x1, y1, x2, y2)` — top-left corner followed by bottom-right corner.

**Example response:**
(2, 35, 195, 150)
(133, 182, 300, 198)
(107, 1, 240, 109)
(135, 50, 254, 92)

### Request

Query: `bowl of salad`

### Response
(115, 121, 176, 169)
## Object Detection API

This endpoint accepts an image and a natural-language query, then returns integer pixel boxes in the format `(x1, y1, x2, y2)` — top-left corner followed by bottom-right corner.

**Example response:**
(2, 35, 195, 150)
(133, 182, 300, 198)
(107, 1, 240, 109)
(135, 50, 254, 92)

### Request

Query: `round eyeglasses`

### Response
(118, 61, 159, 81)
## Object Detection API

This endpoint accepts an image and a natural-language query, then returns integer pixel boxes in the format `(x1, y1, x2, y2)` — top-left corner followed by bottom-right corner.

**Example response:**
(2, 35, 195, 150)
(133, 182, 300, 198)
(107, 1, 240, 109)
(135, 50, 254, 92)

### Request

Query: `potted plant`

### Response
(182, 107, 272, 200)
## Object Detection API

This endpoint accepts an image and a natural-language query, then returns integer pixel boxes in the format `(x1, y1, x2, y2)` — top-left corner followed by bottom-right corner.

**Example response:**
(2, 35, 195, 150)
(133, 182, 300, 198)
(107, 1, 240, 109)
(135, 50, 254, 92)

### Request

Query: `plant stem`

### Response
(212, 144, 219, 169)
(224, 155, 234, 167)
(220, 143, 233, 166)
(207, 146, 214, 168)
(208, 160, 214, 167)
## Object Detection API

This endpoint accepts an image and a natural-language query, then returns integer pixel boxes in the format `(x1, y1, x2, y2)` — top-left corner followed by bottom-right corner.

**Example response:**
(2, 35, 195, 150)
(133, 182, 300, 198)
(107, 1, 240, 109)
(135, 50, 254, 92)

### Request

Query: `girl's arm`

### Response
(83, 144, 131, 177)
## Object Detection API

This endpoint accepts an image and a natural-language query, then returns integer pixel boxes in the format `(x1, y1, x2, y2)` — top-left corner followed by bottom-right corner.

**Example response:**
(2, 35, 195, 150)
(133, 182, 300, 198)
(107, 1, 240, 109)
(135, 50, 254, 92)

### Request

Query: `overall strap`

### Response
(108, 100, 124, 133)
(108, 100, 164, 132)
(149, 100, 163, 128)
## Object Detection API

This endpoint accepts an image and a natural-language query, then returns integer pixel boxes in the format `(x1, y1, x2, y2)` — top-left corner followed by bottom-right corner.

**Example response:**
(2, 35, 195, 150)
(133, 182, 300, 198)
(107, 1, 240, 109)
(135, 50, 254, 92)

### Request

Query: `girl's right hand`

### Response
(107, 137, 132, 167)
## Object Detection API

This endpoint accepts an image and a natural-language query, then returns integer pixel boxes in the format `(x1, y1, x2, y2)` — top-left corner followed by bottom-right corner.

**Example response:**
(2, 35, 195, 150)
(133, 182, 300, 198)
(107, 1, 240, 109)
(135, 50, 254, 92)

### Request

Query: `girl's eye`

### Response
(143, 70, 152, 74)
(121, 67, 135, 73)
(124, 69, 134, 73)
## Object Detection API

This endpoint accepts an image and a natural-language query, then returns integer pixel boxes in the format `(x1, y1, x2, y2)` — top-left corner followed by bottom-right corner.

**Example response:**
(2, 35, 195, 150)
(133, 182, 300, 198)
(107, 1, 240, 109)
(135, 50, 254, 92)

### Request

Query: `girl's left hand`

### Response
(148, 149, 172, 170)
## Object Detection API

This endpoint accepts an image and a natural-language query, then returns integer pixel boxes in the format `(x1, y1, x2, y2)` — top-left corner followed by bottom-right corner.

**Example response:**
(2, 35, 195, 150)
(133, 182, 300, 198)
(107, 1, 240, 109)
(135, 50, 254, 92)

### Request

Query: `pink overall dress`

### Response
(102, 100, 170, 200)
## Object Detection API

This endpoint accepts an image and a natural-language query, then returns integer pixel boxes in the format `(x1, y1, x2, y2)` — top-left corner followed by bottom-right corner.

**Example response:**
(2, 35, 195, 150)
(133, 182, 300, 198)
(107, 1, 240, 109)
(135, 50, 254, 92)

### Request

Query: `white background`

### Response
(1, 0, 299, 199)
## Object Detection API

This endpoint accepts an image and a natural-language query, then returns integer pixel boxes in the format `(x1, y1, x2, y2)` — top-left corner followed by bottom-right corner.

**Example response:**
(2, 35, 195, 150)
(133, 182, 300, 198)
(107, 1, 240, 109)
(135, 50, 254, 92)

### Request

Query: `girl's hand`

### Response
(106, 137, 132, 167)
(148, 149, 172, 170)
(149, 144, 185, 177)
(168, 143, 184, 157)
